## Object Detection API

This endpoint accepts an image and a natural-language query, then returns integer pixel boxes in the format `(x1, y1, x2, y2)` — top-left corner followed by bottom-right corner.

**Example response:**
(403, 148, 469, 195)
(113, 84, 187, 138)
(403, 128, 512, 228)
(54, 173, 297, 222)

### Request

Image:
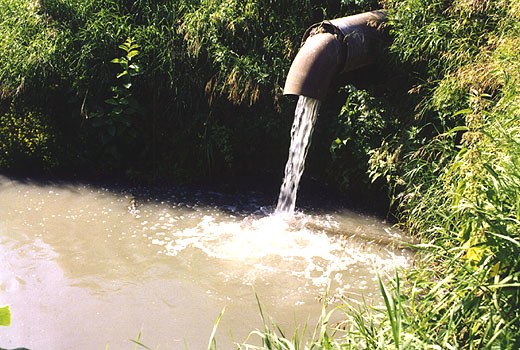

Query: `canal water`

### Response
(0, 176, 411, 349)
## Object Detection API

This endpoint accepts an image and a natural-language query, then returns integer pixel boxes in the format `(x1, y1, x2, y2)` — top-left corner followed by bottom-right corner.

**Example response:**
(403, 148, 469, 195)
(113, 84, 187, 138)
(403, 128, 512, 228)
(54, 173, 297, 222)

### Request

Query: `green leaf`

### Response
(119, 42, 130, 52)
(110, 57, 125, 64)
(128, 43, 140, 51)
(117, 71, 129, 79)
(105, 98, 119, 106)
(0, 305, 11, 326)
(452, 108, 473, 117)
(207, 308, 225, 350)
(127, 49, 139, 59)
(446, 126, 469, 134)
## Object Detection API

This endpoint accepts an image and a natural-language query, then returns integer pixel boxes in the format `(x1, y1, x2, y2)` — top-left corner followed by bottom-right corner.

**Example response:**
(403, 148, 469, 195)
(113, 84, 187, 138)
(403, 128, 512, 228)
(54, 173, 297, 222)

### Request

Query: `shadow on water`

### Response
(3, 172, 388, 219)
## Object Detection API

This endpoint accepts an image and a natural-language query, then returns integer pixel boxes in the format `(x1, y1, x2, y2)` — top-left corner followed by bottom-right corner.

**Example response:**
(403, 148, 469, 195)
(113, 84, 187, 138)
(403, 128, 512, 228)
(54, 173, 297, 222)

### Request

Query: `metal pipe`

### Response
(283, 10, 387, 100)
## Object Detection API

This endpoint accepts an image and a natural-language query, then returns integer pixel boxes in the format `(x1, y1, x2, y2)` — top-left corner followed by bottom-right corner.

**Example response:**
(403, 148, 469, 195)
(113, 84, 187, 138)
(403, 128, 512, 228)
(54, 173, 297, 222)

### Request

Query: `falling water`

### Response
(276, 95, 321, 214)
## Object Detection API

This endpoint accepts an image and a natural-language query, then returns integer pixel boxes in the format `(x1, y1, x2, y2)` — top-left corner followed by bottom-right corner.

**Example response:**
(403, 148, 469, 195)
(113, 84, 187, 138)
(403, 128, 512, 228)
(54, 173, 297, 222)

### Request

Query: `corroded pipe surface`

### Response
(283, 10, 387, 100)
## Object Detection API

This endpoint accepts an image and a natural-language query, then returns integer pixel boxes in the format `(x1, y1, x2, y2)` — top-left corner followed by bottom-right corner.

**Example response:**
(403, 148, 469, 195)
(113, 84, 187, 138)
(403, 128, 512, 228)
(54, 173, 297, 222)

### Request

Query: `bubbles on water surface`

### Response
(141, 203, 412, 298)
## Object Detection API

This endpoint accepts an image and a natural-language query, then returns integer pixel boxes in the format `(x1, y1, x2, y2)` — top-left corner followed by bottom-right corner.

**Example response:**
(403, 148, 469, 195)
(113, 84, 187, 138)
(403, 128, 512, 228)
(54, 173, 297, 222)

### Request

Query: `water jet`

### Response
(276, 10, 387, 214)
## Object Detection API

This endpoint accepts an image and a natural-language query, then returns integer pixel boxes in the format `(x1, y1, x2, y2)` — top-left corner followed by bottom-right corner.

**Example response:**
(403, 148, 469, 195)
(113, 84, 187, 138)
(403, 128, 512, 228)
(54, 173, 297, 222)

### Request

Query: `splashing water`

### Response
(276, 96, 321, 214)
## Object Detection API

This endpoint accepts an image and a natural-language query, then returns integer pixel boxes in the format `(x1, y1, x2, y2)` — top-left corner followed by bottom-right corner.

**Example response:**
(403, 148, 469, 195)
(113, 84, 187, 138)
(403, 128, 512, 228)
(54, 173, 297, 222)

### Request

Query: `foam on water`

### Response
(144, 209, 411, 292)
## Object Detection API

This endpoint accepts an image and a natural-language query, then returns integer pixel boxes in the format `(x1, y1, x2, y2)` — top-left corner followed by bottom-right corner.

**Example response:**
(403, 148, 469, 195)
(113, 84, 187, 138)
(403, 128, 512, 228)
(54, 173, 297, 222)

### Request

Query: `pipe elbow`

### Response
(283, 10, 387, 101)
(283, 33, 345, 101)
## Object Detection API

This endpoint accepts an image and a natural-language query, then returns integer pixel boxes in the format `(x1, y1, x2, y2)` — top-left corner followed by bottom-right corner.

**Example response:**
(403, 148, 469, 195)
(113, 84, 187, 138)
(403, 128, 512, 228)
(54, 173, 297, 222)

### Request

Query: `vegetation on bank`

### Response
(1, 0, 518, 349)
(0, 0, 380, 185)
(374, 0, 519, 347)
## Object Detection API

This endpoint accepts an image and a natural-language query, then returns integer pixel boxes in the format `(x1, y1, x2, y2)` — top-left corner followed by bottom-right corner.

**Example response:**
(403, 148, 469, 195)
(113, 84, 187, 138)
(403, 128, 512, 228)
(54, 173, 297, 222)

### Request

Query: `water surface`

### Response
(0, 176, 411, 349)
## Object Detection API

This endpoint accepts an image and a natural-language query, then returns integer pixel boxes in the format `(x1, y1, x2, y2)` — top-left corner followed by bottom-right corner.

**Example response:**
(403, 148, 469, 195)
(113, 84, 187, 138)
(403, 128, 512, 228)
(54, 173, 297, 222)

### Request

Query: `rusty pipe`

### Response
(283, 10, 387, 100)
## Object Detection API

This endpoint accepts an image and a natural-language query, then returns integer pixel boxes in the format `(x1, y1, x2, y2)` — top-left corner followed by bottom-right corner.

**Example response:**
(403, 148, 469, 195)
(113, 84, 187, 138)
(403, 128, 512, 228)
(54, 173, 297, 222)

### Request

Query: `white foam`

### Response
(149, 211, 411, 292)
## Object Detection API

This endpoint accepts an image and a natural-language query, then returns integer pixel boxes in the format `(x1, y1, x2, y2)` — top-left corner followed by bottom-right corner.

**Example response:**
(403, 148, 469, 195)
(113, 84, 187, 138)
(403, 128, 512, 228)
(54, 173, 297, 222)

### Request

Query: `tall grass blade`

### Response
(208, 307, 226, 350)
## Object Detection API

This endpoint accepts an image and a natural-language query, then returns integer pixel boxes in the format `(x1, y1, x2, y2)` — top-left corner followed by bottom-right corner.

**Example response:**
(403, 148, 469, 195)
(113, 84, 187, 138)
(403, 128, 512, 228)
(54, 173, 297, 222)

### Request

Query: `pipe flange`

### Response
(302, 21, 344, 45)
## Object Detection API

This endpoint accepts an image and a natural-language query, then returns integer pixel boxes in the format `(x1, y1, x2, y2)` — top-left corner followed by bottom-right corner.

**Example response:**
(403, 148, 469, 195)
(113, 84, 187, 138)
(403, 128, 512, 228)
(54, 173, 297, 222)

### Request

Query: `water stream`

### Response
(0, 176, 411, 349)
(276, 96, 321, 214)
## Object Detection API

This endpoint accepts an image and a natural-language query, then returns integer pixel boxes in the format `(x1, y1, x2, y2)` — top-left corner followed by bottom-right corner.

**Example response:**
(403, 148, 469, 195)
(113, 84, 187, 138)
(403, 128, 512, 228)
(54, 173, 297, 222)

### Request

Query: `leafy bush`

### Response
(87, 38, 142, 169)
(0, 101, 58, 171)
(328, 85, 397, 192)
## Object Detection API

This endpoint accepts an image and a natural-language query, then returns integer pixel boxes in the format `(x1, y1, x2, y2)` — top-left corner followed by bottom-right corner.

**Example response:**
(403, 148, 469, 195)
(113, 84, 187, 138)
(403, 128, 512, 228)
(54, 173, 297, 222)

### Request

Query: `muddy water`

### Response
(0, 176, 411, 349)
